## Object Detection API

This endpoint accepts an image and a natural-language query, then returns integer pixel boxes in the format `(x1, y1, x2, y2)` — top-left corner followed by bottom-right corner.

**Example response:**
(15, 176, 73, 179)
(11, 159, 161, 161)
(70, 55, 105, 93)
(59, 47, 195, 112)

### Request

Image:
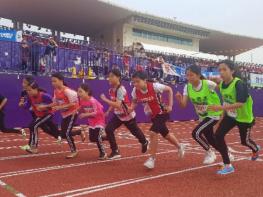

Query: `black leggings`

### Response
(105, 115, 147, 152)
(192, 117, 218, 151)
(215, 115, 259, 164)
(61, 114, 78, 153)
(0, 112, 21, 134)
(28, 114, 59, 147)
(89, 128, 105, 154)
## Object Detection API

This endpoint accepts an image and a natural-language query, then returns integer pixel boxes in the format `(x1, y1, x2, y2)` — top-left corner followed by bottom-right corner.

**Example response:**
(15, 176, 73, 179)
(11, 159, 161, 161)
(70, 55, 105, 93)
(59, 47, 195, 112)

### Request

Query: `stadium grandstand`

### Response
(0, 0, 262, 87)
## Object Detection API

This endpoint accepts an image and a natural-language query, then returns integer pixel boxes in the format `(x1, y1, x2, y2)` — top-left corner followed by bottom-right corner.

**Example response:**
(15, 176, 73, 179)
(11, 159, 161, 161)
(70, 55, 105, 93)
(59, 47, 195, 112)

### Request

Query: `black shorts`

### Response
(150, 113, 170, 138)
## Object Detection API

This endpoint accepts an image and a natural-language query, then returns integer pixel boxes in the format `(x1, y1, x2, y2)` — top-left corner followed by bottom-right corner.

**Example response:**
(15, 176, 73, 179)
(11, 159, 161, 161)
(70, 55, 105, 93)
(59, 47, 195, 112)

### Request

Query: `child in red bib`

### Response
(131, 71, 185, 169)
(100, 69, 148, 160)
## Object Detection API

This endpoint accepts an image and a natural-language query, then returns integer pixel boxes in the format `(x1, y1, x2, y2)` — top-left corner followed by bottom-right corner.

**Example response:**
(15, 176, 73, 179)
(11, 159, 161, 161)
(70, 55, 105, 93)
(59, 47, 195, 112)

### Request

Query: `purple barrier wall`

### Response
(1, 74, 262, 128)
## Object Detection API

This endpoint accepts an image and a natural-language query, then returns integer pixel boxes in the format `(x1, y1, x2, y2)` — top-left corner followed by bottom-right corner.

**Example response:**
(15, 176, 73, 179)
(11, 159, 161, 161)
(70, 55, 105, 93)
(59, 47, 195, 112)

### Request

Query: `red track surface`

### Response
(0, 118, 262, 197)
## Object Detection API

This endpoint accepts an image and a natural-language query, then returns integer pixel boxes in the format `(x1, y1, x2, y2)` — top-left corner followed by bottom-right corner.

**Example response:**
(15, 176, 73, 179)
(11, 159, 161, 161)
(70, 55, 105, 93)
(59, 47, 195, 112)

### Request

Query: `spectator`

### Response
(30, 36, 41, 75)
(21, 38, 30, 73)
(44, 37, 58, 74)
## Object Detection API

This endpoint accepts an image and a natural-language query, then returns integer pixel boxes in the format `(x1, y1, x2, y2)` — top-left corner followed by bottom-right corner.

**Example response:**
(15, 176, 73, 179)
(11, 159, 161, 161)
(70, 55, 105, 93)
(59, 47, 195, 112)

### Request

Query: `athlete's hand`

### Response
(100, 94, 107, 101)
(175, 92, 183, 102)
(52, 105, 63, 111)
(208, 105, 223, 112)
(164, 105, 173, 113)
(18, 97, 25, 107)
(36, 105, 47, 111)
(127, 106, 134, 114)
(79, 113, 86, 119)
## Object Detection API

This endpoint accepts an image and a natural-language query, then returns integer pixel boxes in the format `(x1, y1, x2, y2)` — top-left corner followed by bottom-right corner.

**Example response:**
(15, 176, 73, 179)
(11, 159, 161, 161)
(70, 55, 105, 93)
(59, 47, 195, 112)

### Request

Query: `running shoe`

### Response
(26, 147, 38, 154)
(141, 140, 149, 153)
(178, 143, 186, 158)
(21, 129, 27, 139)
(66, 151, 78, 159)
(144, 157, 155, 169)
(203, 149, 216, 164)
(251, 145, 261, 161)
(20, 144, 30, 151)
(108, 150, 121, 160)
(98, 153, 108, 160)
(217, 165, 235, 175)
(56, 136, 62, 145)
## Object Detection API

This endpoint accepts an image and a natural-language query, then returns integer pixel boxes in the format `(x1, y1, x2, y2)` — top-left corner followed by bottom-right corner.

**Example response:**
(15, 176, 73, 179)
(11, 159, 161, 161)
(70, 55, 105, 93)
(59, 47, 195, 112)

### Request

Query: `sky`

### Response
(106, 0, 263, 64)
(1, 0, 263, 64)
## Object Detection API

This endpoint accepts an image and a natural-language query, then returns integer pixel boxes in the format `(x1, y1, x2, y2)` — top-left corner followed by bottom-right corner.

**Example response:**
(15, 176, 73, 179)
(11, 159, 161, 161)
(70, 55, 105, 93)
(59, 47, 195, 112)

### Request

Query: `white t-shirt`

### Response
(132, 83, 166, 116)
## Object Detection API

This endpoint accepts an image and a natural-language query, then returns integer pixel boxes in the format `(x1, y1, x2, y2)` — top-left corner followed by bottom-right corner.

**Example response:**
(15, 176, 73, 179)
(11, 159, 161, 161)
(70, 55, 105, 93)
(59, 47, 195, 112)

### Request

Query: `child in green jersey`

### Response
(176, 65, 222, 165)
(208, 60, 260, 175)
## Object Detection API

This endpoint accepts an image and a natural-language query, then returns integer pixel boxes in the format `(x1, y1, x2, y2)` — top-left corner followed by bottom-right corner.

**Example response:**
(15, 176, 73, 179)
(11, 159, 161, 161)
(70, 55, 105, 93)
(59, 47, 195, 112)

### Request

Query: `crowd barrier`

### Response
(1, 74, 263, 128)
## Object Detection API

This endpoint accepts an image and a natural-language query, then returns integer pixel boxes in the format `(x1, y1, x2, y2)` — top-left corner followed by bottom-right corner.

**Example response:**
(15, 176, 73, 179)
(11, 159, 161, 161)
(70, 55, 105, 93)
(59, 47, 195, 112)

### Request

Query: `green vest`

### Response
(219, 77, 254, 123)
(187, 80, 222, 119)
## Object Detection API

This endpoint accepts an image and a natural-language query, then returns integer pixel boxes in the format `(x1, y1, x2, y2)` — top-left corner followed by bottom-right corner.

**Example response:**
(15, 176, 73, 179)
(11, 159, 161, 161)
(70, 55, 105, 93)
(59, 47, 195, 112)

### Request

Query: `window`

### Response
(132, 28, 192, 46)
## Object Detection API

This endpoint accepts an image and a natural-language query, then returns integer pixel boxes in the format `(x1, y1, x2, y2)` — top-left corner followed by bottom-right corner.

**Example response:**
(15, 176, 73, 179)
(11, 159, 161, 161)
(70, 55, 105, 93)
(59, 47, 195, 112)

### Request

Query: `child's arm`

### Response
(162, 85, 173, 113)
(175, 92, 188, 108)
(0, 97, 7, 111)
(105, 106, 113, 117)
(100, 94, 122, 108)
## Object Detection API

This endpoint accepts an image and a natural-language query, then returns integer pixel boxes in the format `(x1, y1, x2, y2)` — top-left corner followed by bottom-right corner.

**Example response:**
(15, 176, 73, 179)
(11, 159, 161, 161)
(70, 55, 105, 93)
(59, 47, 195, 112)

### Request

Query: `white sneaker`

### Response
(229, 152, 235, 161)
(203, 150, 217, 164)
(144, 157, 155, 169)
(178, 144, 186, 158)
(57, 136, 62, 144)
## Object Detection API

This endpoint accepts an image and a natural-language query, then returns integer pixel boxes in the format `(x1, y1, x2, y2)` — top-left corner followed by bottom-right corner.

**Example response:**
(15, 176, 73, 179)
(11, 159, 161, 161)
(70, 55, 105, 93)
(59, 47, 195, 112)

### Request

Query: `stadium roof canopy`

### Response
(1, 0, 263, 56)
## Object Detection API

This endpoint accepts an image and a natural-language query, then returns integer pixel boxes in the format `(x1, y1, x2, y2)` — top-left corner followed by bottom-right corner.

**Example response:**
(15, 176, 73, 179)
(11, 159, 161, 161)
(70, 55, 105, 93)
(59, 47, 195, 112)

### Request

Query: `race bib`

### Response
(223, 102, 237, 118)
(195, 104, 207, 115)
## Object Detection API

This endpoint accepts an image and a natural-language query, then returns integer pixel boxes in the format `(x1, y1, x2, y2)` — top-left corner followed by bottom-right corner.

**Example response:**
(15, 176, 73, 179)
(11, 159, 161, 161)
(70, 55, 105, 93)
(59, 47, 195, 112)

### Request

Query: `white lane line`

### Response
(41, 157, 250, 197)
(0, 179, 27, 197)
(0, 143, 140, 161)
(0, 149, 183, 178)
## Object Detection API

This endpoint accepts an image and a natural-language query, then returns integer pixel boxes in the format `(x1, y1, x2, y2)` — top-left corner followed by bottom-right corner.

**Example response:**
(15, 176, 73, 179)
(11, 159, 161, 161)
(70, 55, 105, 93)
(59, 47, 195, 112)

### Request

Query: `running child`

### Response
(208, 60, 260, 175)
(78, 84, 107, 160)
(100, 69, 148, 160)
(131, 71, 185, 169)
(175, 65, 222, 164)
(22, 82, 60, 154)
(0, 94, 25, 136)
(41, 73, 85, 158)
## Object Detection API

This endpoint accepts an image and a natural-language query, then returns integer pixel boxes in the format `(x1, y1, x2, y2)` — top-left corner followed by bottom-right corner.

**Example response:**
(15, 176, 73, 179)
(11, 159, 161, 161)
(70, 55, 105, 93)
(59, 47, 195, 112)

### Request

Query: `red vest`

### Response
(135, 82, 164, 117)
(54, 87, 79, 117)
(30, 92, 52, 117)
(109, 85, 130, 117)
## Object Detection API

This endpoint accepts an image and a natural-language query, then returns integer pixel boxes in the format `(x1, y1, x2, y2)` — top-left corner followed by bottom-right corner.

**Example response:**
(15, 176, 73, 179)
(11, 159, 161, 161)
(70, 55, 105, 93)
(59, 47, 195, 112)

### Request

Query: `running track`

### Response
(0, 118, 262, 197)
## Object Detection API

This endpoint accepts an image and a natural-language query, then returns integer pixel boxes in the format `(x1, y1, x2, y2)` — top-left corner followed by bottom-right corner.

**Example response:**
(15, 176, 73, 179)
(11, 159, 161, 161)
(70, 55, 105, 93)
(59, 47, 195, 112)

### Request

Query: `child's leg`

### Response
(89, 128, 106, 155)
(215, 116, 236, 165)
(0, 112, 21, 134)
(124, 118, 147, 145)
(105, 115, 122, 153)
(237, 122, 259, 153)
(165, 133, 180, 149)
(148, 131, 158, 158)
(61, 114, 77, 153)
(192, 118, 218, 151)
